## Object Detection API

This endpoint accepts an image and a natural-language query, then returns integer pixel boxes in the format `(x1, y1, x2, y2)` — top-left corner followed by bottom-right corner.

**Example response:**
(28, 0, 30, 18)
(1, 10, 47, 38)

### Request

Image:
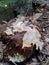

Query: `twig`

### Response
(40, 51, 49, 57)
(25, 8, 29, 16)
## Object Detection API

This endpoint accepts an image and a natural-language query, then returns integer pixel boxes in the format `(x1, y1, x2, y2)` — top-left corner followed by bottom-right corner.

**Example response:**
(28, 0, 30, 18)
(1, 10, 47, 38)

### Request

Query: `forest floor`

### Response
(0, 8, 49, 65)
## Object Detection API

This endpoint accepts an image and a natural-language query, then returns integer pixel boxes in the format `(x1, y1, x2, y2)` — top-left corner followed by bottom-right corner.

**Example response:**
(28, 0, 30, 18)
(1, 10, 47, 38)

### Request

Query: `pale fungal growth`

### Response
(4, 27, 13, 35)
(4, 20, 44, 50)
(45, 37, 49, 43)
(3, 18, 45, 63)
(43, 28, 45, 32)
(22, 27, 44, 50)
(9, 53, 26, 63)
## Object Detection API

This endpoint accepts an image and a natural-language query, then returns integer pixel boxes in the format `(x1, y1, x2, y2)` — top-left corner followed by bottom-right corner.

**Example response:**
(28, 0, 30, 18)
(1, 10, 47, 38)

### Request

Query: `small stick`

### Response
(40, 51, 49, 57)
(2, 21, 7, 24)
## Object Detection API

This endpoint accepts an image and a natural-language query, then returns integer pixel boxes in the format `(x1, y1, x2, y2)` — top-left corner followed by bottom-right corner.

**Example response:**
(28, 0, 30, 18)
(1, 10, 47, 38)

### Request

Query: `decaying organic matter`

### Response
(0, 17, 46, 64)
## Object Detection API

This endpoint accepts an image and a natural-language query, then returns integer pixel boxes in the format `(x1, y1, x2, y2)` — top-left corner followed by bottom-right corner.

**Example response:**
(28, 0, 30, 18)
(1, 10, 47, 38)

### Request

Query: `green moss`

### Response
(0, 0, 32, 22)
